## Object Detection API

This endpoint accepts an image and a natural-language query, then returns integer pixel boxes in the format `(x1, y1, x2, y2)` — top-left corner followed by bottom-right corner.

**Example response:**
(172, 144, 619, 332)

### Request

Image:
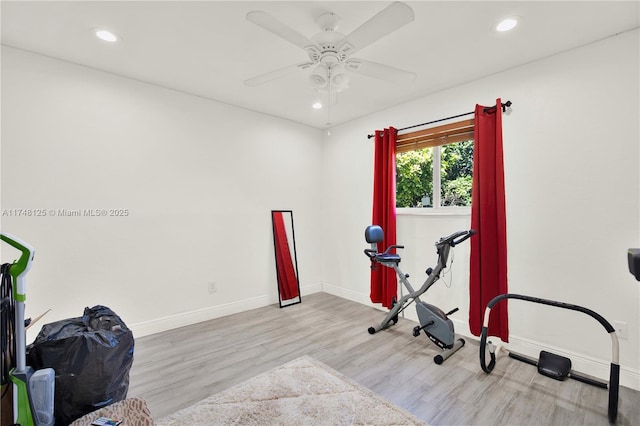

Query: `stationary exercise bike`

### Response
(364, 225, 475, 364)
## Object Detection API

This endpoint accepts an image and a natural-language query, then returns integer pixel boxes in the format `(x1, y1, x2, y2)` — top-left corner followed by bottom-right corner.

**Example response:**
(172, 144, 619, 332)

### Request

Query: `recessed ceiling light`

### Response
(95, 29, 118, 42)
(312, 102, 323, 109)
(496, 18, 518, 32)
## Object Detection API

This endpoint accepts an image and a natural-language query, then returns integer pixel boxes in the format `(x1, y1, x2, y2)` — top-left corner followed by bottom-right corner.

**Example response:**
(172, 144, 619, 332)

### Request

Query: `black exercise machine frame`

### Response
(479, 293, 619, 424)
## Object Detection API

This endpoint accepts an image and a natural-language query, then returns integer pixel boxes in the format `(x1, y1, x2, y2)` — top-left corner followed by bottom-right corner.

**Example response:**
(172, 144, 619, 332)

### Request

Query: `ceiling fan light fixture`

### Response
(333, 74, 349, 88)
(496, 18, 518, 32)
(310, 74, 327, 88)
(330, 64, 350, 91)
(309, 64, 329, 89)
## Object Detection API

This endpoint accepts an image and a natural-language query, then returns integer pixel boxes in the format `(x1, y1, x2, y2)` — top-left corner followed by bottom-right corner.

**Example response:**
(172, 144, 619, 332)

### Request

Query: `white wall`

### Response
(2, 29, 638, 390)
(322, 30, 639, 388)
(1, 46, 324, 340)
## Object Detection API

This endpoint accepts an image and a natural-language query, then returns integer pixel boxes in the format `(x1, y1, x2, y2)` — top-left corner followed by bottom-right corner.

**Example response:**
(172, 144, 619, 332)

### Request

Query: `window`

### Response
(396, 119, 474, 209)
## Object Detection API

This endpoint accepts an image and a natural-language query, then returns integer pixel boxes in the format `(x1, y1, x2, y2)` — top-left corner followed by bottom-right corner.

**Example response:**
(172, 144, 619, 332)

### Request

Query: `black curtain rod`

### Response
(367, 100, 512, 139)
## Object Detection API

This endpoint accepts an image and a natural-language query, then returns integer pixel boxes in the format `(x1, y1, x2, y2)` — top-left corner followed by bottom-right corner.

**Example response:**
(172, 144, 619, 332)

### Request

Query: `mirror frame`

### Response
(271, 210, 301, 308)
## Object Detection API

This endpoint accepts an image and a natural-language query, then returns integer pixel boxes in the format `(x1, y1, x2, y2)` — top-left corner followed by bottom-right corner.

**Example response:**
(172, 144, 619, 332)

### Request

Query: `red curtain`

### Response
(370, 127, 398, 309)
(273, 212, 299, 300)
(469, 99, 509, 342)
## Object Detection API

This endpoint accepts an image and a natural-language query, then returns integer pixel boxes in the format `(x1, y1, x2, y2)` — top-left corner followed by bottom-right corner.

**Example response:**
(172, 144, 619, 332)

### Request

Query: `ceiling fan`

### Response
(244, 1, 416, 97)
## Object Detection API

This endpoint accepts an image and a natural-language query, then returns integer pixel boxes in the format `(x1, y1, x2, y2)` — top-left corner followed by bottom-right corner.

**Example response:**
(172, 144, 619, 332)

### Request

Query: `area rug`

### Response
(156, 355, 426, 425)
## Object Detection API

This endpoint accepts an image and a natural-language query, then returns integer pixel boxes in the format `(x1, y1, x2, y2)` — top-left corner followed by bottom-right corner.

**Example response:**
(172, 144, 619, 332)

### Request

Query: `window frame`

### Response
(396, 118, 474, 214)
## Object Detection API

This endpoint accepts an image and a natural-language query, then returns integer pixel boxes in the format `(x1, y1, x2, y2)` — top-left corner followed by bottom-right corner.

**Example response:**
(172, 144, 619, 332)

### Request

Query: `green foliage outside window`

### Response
(396, 148, 433, 208)
(441, 140, 474, 206)
(396, 140, 474, 208)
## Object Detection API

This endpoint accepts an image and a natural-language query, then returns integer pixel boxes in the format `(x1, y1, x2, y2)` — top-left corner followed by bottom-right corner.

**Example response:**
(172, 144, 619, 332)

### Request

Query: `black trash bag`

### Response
(27, 305, 134, 426)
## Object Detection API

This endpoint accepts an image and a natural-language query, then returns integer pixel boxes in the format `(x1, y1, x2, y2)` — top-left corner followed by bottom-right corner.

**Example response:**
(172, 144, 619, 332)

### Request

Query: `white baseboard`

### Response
(130, 282, 322, 338)
(304, 282, 323, 295)
(321, 282, 381, 308)
(130, 295, 272, 338)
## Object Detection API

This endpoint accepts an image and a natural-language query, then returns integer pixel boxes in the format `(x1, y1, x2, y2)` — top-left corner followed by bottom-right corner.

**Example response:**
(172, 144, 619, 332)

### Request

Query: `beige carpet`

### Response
(156, 355, 426, 425)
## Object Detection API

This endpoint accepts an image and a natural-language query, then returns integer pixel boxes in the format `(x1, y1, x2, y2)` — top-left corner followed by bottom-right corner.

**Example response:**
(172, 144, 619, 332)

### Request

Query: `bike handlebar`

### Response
(364, 249, 377, 259)
(365, 230, 474, 261)
(440, 229, 476, 247)
(364, 245, 405, 260)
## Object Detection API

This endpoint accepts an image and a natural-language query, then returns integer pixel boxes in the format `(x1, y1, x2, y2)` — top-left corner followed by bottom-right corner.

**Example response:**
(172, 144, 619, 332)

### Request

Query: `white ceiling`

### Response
(2, 1, 638, 129)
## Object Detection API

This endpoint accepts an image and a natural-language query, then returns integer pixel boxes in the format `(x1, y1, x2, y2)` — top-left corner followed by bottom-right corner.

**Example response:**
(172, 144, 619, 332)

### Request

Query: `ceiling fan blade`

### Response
(346, 59, 416, 85)
(246, 11, 318, 51)
(244, 62, 313, 87)
(338, 2, 414, 56)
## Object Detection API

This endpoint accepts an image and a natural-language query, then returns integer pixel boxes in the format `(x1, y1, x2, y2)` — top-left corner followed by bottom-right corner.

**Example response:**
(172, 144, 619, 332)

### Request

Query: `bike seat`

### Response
(375, 253, 401, 264)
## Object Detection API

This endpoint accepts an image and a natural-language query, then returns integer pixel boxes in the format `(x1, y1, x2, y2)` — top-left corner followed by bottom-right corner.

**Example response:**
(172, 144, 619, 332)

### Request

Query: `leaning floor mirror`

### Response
(271, 210, 301, 308)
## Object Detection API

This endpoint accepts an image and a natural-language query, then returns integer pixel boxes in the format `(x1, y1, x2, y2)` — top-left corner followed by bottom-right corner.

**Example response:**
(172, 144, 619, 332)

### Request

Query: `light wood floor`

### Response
(128, 293, 639, 425)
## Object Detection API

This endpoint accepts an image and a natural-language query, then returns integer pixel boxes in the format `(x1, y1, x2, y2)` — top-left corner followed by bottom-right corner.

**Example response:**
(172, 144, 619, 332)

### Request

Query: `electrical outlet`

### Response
(208, 281, 217, 293)
(613, 320, 628, 340)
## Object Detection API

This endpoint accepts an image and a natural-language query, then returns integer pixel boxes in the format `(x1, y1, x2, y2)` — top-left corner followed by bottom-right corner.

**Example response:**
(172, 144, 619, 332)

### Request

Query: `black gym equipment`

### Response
(364, 225, 475, 364)
(628, 248, 640, 281)
(479, 294, 620, 424)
